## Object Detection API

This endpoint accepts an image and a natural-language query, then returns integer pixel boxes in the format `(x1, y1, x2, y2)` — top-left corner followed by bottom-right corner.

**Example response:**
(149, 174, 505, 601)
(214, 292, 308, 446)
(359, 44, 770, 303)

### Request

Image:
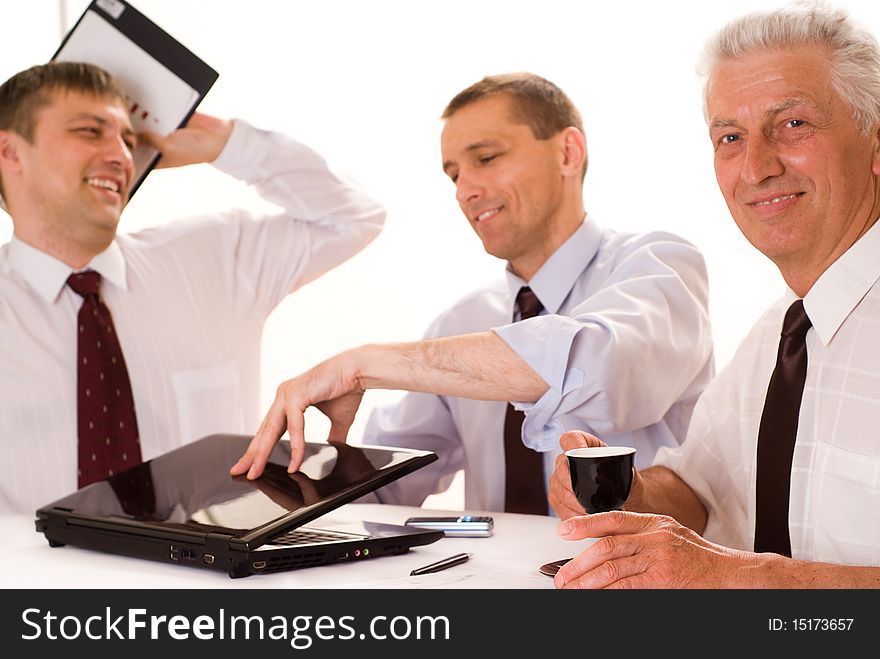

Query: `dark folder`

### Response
(53, 0, 219, 197)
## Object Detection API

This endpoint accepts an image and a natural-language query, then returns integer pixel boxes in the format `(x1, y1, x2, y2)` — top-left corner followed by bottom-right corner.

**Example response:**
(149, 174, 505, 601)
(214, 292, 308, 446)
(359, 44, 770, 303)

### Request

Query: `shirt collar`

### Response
(504, 215, 601, 312)
(803, 218, 880, 346)
(6, 235, 128, 304)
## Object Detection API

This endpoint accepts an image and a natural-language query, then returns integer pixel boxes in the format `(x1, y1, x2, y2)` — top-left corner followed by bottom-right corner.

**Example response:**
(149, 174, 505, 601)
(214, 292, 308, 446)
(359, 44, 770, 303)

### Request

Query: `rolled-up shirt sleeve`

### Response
(493, 233, 713, 452)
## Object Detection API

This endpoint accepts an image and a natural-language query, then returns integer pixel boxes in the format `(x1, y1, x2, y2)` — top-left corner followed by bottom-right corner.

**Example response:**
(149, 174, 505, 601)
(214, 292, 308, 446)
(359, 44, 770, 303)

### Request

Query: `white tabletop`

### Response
(1, 504, 594, 589)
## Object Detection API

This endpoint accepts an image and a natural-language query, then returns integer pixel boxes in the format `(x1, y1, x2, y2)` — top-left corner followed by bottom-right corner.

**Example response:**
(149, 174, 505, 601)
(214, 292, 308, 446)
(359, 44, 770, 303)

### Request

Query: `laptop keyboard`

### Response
(271, 527, 365, 546)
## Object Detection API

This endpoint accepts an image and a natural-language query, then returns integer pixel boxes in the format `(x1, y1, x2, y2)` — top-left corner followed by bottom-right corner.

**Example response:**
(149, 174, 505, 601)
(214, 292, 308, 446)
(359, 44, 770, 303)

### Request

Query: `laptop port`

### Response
(336, 552, 349, 560)
(252, 560, 267, 569)
(203, 554, 215, 565)
(169, 545, 180, 561)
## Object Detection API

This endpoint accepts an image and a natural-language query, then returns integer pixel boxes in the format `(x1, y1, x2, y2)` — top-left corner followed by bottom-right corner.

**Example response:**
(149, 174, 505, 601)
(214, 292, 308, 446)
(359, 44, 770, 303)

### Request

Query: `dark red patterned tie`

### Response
(503, 286, 548, 514)
(754, 299, 812, 556)
(68, 271, 144, 488)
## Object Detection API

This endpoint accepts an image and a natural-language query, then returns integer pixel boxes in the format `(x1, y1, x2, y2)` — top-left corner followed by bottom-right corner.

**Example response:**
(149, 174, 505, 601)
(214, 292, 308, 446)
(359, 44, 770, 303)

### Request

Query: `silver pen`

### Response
(409, 552, 472, 576)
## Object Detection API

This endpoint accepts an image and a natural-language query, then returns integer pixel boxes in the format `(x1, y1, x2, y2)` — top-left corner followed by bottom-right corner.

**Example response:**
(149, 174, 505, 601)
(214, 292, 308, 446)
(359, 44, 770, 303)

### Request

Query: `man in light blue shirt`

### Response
(234, 73, 714, 514)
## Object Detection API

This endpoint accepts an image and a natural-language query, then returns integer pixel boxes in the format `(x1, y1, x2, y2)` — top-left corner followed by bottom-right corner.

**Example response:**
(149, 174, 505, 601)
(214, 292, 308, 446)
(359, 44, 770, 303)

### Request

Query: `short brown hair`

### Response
(442, 72, 584, 139)
(0, 61, 125, 141)
(0, 61, 125, 203)
(442, 72, 586, 180)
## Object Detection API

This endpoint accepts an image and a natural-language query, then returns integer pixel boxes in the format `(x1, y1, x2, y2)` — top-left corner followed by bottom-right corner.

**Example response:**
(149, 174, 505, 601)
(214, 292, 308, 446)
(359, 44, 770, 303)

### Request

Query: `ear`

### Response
(872, 124, 880, 176)
(558, 126, 587, 179)
(0, 130, 23, 173)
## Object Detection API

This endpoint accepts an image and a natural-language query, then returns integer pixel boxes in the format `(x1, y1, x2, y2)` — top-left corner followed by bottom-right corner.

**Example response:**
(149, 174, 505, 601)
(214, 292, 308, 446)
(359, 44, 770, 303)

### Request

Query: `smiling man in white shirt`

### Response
(549, 3, 880, 588)
(233, 73, 715, 514)
(0, 61, 384, 513)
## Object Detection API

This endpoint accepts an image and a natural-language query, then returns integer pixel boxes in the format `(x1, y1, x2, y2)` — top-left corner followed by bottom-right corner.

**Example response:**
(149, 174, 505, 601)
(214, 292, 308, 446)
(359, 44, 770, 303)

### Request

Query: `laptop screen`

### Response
(38, 434, 436, 545)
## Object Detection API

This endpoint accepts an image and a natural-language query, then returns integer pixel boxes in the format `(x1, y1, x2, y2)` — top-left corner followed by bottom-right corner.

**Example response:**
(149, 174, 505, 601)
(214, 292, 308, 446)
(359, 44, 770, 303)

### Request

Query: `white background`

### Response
(3, 0, 878, 508)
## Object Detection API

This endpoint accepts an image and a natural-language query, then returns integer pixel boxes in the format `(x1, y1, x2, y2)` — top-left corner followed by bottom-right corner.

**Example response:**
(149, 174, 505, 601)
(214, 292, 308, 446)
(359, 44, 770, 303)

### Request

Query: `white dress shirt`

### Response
(655, 219, 880, 566)
(0, 120, 384, 513)
(364, 217, 714, 512)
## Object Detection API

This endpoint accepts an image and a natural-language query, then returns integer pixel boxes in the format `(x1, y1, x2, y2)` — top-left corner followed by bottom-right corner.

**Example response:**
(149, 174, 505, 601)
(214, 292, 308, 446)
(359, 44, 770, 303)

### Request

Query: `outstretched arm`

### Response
(231, 332, 548, 478)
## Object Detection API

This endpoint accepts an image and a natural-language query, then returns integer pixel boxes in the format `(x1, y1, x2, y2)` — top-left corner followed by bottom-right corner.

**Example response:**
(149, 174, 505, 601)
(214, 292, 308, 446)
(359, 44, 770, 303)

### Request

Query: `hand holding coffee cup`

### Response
(565, 446, 636, 514)
(540, 442, 636, 577)
(548, 430, 625, 518)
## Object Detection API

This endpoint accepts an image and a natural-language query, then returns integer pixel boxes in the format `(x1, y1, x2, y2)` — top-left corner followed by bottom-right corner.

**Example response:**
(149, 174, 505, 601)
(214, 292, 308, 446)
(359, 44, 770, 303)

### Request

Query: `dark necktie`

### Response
(68, 271, 145, 489)
(754, 299, 812, 556)
(503, 286, 548, 514)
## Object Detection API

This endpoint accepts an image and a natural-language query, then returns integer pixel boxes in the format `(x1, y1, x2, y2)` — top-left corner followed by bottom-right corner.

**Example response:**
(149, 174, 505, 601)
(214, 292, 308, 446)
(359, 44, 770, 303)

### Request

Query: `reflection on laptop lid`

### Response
(35, 434, 443, 578)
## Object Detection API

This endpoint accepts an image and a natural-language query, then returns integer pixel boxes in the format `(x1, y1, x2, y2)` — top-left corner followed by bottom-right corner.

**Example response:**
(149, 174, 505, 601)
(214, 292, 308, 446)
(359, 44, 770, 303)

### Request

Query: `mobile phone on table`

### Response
(404, 515, 494, 537)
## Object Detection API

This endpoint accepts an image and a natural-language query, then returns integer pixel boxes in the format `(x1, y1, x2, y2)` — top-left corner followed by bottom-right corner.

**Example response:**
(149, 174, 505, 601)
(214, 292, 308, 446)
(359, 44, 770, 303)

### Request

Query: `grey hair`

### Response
(698, 2, 880, 135)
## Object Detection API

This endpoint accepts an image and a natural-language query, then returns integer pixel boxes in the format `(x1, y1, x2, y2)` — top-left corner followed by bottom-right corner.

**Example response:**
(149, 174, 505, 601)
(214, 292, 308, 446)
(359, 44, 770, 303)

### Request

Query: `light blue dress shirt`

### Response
(363, 216, 714, 512)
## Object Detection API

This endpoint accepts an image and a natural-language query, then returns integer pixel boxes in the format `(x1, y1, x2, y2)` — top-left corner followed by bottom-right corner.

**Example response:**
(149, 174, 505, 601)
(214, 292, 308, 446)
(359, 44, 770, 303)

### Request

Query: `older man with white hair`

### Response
(550, 2, 880, 588)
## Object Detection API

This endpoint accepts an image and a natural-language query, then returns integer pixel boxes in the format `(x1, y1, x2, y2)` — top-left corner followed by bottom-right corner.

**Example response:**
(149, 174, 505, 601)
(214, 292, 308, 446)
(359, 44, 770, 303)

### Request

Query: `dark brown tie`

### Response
(503, 286, 548, 514)
(68, 271, 145, 489)
(754, 299, 812, 556)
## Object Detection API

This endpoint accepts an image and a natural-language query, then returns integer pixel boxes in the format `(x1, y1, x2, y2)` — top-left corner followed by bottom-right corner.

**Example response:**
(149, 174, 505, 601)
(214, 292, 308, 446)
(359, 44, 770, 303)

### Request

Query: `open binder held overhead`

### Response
(53, 0, 219, 197)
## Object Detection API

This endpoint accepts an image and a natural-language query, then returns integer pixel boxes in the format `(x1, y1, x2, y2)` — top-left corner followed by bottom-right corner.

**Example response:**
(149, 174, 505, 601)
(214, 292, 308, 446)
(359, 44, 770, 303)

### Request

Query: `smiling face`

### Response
(707, 46, 880, 295)
(440, 94, 584, 280)
(4, 88, 135, 266)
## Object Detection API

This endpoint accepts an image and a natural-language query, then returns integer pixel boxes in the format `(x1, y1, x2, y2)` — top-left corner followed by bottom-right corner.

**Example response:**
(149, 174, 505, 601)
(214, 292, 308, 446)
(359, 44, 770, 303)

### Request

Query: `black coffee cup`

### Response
(565, 446, 636, 513)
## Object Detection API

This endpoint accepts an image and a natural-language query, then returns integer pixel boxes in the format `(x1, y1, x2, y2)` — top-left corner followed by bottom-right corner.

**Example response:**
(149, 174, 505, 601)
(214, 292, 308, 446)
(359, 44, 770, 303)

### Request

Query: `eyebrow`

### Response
(442, 139, 503, 174)
(709, 97, 821, 131)
(69, 113, 137, 142)
(708, 118, 737, 131)
(767, 97, 820, 116)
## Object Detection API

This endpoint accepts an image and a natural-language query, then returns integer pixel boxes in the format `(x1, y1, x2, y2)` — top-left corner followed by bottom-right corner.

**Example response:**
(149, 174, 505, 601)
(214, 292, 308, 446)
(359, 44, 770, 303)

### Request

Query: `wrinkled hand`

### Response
(230, 352, 364, 479)
(548, 430, 605, 519)
(138, 113, 233, 169)
(554, 511, 750, 589)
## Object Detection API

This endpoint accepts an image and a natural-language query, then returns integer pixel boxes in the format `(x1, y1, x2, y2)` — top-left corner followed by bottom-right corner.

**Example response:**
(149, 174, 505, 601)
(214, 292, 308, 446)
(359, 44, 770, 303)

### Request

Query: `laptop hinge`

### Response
(228, 536, 252, 552)
(210, 532, 246, 553)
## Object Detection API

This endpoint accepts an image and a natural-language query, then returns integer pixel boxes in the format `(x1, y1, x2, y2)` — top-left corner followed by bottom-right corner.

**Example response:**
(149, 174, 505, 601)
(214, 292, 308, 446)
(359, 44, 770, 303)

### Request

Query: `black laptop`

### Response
(35, 434, 443, 578)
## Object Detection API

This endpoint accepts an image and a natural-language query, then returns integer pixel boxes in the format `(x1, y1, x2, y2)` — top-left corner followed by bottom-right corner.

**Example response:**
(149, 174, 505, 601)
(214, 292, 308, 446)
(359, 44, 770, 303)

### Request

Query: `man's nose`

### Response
(741, 134, 784, 185)
(103, 133, 134, 170)
(455, 170, 483, 207)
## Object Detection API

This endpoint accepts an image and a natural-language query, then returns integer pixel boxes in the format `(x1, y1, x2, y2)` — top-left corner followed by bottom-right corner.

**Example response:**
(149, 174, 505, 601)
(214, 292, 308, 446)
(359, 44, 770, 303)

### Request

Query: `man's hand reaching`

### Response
(230, 350, 365, 479)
